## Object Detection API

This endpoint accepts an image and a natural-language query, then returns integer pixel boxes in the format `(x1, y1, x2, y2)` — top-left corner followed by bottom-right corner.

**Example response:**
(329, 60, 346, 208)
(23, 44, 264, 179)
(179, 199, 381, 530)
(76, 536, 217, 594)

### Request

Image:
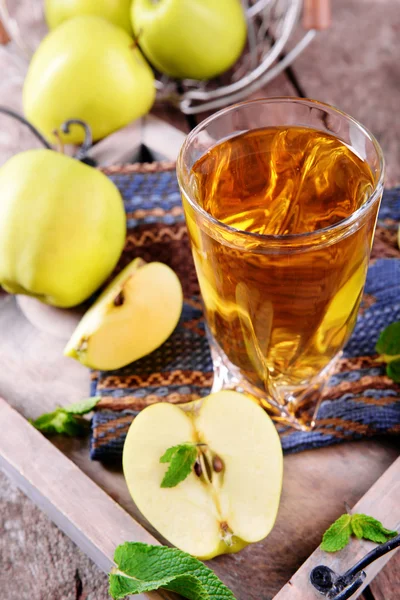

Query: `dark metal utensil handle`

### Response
(310, 533, 400, 599)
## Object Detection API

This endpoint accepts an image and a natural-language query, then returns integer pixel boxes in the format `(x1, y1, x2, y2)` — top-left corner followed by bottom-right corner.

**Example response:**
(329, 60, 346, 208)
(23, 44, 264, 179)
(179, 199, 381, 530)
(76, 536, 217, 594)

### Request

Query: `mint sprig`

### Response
(30, 396, 101, 436)
(376, 321, 400, 357)
(160, 443, 198, 488)
(321, 513, 397, 552)
(109, 542, 236, 599)
(321, 514, 352, 552)
(376, 321, 400, 382)
(351, 514, 398, 543)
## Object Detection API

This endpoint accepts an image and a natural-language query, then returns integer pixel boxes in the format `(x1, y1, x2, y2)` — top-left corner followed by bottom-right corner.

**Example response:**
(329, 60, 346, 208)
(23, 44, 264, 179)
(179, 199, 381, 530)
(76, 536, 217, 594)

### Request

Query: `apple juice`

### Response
(185, 126, 378, 407)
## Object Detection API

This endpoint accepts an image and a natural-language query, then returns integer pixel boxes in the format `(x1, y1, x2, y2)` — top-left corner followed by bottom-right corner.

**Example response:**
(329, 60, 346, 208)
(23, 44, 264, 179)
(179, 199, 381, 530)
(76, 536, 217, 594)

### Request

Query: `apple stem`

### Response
(0, 106, 52, 149)
(130, 28, 143, 52)
(52, 129, 65, 155)
(60, 119, 94, 162)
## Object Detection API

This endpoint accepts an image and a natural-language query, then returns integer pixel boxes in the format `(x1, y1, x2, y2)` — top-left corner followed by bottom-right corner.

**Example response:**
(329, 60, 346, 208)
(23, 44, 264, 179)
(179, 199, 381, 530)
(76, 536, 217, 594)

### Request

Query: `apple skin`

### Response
(45, 0, 133, 34)
(23, 16, 156, 143)
(0, 149, 126, 308)
(131, 0, 247, 80)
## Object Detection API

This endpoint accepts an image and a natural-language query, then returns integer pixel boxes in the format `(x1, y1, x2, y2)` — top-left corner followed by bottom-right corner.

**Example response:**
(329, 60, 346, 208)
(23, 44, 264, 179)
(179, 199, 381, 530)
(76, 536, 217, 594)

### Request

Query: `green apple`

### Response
(131, 0, 247, 80)
(45, 0, 133, 34)
(23, 16, 155, 143)
(0, 149, 126, 308)
(64, 258, 183, 370)
(123, 390, 283, 559)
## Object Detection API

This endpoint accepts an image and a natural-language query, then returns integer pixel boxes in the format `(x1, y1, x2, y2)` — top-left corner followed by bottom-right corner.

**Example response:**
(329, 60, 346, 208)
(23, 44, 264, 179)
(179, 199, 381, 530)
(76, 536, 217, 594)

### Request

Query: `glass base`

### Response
(209, 335, 341, 431)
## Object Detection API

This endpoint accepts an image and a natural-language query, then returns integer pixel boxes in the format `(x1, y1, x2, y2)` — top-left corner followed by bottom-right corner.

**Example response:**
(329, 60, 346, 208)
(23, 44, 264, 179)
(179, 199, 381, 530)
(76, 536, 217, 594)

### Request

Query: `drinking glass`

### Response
(177, 98, 384, 430)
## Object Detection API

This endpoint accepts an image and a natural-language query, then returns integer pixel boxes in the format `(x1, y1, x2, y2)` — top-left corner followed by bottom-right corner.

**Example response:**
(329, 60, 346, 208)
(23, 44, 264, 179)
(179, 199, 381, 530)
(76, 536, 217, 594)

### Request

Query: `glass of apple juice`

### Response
(177, 98, 384, 431)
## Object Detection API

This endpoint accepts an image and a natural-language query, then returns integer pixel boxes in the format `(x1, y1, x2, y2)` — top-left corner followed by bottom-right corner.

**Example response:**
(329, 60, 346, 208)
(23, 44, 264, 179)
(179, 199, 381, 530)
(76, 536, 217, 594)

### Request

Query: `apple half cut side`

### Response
(123, 391, 283, 559)
(64, 258, 183, 370)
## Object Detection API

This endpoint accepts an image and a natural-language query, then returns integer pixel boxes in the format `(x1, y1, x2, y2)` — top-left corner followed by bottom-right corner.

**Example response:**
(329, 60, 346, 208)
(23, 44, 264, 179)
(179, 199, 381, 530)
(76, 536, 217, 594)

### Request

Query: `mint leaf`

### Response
(321, 513, 398, 553)
(386, 358, 400, 382)
(350, 514, 364, 539)
(109, 542, 236, 600)
(321, 514, 352, 552)
(160, 444, 187, 464)
(376, 321, 400, 356)
(351, 514, 397, 544)
(160, 443, 198, 488)
(31, 411, 89, 436)
(30, 396, 100, 436)
(63, 396, 101, 415)
(31, 411, 74, 434)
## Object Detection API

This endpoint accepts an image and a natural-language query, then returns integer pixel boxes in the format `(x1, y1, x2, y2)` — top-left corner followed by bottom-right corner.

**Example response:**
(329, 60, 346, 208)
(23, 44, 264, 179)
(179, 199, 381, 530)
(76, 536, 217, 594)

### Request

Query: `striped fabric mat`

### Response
(90, 164, 400, 461)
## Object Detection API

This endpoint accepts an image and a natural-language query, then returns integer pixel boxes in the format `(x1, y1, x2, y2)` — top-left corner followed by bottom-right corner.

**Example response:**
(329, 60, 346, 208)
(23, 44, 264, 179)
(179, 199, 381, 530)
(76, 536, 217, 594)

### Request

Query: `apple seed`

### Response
(194, 460, 202, 477)
(113, 290, 125, 307)
(212, 455, 224, 473)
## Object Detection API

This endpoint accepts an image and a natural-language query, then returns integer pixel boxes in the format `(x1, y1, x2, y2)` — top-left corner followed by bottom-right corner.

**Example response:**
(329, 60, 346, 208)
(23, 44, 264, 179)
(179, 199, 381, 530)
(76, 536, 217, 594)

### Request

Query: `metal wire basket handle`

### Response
(156, 0, 318, 115)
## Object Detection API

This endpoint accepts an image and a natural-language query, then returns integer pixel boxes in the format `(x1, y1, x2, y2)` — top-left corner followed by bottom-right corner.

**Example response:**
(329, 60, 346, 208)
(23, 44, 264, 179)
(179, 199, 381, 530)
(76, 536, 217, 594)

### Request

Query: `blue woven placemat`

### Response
(90, 166, 400, 461)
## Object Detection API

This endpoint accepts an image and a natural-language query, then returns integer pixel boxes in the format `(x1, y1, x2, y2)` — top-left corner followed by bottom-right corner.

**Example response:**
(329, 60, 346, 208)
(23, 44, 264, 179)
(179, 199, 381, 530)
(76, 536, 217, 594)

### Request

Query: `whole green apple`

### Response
(131, 0, 247, 80)
(0, 149, 126, 308)
(45, 0, 133, 34)
(23, 16, 155, 144)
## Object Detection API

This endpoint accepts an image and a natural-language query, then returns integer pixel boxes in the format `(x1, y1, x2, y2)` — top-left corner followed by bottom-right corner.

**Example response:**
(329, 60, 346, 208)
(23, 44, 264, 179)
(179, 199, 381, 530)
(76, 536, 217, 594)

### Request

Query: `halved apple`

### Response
(123, 391, 283, 559)
(64, 258, 183, 370)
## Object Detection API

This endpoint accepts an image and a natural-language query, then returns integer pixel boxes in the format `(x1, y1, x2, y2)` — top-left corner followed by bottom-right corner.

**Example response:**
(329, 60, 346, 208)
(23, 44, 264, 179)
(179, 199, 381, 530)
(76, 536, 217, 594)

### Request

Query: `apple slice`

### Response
(123, 391, 283, 559)
(64, 258, 183, 370)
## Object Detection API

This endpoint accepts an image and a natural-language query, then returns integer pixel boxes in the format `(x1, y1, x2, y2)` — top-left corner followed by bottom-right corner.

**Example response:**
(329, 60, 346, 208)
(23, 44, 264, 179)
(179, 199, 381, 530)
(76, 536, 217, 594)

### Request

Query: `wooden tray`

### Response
(0, 117, 399, 600)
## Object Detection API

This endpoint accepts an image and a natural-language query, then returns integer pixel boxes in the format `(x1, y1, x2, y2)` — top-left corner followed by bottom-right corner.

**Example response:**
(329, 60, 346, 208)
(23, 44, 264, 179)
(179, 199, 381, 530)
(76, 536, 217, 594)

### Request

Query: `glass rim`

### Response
(177, 97, 385, 245)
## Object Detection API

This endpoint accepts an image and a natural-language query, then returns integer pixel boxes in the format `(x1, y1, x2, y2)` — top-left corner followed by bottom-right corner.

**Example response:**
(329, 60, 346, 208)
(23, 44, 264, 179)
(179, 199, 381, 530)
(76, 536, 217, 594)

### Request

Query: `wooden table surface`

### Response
(0, 1, 399, 599)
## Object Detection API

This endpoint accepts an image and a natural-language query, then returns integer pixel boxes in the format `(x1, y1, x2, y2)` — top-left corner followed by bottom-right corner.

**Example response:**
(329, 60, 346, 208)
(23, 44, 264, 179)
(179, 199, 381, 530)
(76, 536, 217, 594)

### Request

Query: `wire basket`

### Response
(0, 0, 316, 115)
(157, 0, 316, 114)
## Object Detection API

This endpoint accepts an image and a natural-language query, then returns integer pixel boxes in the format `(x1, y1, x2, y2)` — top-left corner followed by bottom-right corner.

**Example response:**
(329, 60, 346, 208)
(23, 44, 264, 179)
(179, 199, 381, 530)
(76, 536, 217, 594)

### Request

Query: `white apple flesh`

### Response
(123, 391, 283, 559)
(64, 259, 183, 370)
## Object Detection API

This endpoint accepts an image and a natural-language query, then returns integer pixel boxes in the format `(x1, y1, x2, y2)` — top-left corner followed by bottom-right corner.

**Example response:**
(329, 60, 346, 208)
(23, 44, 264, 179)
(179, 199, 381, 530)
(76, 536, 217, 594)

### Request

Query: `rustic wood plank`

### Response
(0, 2, 398, 597)
(369, 551, 400, 600)
(0, 288, 398, 599)
(1, 386, 398, 600)
(0, 397, 178, 600)
(273, 457, 400, 599)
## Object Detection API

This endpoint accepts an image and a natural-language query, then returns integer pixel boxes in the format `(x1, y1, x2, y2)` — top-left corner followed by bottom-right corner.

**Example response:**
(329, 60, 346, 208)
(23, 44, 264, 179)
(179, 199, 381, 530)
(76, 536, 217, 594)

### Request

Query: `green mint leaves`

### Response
(160, 443, 198, 488)
(321, 513, 397, 552)
(376, 321, 400, 357)
(351, 514, 398, 543)
(109, 542, 237, 600)
(62, 397, 101, 415)
(376, 321, 400, 382)
(321, 514, 352, 552)
(30, 396, 101, 436)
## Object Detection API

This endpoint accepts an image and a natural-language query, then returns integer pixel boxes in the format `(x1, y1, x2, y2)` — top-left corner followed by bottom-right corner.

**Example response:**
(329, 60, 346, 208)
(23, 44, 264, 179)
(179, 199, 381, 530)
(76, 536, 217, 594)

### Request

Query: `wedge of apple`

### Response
(64, 258, 183, 370)
(123, 391, 283, 559)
